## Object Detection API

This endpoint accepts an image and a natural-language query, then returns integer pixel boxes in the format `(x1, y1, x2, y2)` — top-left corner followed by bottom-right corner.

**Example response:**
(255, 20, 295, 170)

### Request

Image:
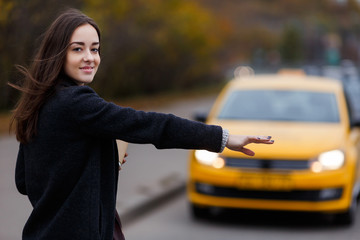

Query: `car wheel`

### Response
(190, 204, 210, 219)
(334, 196, 357, 225)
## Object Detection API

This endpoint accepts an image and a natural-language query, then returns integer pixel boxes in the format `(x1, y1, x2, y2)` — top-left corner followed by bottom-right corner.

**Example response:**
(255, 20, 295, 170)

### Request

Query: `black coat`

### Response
(15, 78, 223, 240)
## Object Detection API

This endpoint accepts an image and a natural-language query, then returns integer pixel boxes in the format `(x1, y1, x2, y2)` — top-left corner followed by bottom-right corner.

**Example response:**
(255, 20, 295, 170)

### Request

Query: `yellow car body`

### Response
(188, 74, 360, 224)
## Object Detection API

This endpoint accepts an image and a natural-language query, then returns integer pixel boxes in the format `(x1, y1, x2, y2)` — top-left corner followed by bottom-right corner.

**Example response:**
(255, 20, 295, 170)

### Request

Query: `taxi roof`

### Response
(229, 74, 343, 92)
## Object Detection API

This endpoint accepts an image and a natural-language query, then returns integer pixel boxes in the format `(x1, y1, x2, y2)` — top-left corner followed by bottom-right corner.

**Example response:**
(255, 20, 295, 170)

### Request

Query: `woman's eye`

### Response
(72, 47, 82, 52)
(92, 48, 99, 53)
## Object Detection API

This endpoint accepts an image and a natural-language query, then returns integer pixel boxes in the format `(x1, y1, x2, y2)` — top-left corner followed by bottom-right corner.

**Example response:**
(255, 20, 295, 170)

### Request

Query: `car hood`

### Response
(211, 120, 346, 159)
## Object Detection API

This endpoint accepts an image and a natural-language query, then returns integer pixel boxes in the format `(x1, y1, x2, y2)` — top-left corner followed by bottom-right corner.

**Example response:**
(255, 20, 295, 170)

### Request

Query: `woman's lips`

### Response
(80, 66, 94, 73)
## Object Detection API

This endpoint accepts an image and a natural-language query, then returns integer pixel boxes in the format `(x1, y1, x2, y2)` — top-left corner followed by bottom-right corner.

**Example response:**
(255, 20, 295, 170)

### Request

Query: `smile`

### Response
(80, 66, 94, 73)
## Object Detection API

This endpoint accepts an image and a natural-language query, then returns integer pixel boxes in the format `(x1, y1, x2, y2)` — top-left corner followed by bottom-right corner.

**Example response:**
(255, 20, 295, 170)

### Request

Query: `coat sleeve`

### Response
(64, 86, 223, 152)
(15, 144, 27, 195)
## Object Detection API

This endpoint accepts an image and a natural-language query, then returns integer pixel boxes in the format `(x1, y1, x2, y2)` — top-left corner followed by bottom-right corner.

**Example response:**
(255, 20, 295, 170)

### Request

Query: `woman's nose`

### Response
(83, 50, 94, 62)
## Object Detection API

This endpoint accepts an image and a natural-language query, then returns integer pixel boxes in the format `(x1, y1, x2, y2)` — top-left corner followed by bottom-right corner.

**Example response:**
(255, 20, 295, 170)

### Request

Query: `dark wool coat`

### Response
(15, 78, 223, 240)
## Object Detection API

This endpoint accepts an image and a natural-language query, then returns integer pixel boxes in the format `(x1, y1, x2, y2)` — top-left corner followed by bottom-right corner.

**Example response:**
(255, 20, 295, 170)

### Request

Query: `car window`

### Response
(218, 90, 340, 122)
(342, 78, 360, 122)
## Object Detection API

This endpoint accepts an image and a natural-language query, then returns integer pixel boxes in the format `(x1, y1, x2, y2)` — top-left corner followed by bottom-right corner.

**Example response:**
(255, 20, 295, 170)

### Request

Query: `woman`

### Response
(10, 9, 274, 240)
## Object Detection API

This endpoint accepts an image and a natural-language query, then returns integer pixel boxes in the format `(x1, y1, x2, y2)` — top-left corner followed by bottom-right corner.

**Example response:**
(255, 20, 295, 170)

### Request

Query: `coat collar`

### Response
(58, 73, 78, 88)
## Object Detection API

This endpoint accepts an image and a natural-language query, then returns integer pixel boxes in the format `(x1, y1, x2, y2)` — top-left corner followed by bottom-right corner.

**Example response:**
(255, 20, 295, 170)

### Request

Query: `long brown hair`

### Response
(9, 8, 101, 144)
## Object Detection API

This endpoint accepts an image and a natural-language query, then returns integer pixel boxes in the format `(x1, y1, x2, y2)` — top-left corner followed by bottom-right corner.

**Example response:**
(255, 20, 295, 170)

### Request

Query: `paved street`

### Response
(124, 194, 360, 240)
(0, 136, 31, 240)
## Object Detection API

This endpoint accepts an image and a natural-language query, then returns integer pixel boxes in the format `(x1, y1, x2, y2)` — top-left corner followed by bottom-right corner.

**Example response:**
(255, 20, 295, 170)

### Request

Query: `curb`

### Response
(118, 176, 186, 227)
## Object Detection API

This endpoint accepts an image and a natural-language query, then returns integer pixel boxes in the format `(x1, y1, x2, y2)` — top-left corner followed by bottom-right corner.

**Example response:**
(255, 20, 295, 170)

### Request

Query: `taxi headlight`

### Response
(194, 150, 225, 169)
(311, 150, 345, 172)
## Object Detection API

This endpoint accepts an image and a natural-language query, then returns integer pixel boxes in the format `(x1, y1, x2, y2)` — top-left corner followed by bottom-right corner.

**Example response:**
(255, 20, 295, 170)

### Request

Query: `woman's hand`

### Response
(119, 153, 128, 171)
(226, 135, 274, 156)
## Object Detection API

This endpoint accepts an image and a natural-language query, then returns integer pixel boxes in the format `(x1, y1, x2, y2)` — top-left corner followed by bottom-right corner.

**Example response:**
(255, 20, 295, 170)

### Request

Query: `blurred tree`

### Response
(84, 0, 225, 99)
(0, 0, 83, 109)
(0, 0, 16, 109)
(279, 23, 303, 64)
(3, 0, 360, 110)
(196, 0, 360, 67)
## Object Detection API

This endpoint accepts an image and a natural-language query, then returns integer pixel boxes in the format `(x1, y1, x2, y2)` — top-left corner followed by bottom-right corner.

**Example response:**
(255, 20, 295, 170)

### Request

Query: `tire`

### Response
(190, 204, 210, 219)
(334, 196, 357, 225)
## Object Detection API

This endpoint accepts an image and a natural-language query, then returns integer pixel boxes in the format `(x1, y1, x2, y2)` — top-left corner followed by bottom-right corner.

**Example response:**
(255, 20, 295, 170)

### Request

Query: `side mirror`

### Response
(350, 115, 360, 128)
(351, 120, 360, 128)
(193, 112, 208, 123)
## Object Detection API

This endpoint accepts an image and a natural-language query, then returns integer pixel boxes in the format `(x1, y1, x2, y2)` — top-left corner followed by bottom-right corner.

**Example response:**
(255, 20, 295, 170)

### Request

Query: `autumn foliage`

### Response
(1, 0, 360, 109)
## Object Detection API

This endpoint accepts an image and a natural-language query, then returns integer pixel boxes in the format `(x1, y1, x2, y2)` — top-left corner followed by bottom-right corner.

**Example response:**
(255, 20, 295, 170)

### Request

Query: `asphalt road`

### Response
(123, 193, 360, 240)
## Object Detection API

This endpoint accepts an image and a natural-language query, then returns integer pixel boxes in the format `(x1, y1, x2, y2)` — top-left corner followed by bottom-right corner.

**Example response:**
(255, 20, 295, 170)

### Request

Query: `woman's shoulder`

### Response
(48, 83, 101, 114)
(56, 76, 97, 97)
(57, 83, 98, 101)
(58, 84, 95, 96)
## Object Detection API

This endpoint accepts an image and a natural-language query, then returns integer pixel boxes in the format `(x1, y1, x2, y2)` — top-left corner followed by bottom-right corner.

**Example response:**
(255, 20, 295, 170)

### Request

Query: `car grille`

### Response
(225, 158, 310, 170)
(195, 183, 343, 201)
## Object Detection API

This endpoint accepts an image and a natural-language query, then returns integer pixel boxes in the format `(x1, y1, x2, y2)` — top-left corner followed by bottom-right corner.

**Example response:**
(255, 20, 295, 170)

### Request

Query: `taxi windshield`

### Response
(218, 90, 340, 122)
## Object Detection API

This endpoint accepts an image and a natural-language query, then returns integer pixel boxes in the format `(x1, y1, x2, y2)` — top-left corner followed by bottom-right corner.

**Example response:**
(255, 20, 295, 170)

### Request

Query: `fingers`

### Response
(119, 161, 122, 171)
(239, 147, 255, 156)
(257, 135, 272, 140)
(119, 152, 129, 171)
(251, 136, 274, 144)
(226, 134, 274, 155)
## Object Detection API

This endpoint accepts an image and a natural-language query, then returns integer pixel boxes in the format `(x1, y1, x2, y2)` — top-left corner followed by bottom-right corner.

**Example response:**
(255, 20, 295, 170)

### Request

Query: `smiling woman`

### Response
(8, 8, 273, 240)
(64, 24, 101, 85)
(8, 9, 102, 144)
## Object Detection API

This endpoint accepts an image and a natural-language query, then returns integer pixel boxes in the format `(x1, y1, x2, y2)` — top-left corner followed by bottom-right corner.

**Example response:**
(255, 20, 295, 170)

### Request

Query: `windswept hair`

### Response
(9, 8, 101, 144)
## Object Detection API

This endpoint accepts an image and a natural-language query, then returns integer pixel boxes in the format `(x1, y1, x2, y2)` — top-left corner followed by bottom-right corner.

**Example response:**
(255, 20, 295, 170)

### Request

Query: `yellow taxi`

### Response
(187, 72, 360, 224)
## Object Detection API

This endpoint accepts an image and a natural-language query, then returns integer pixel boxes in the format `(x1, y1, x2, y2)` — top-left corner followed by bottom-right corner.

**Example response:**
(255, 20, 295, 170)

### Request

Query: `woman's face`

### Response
(64, 24, 100, 85)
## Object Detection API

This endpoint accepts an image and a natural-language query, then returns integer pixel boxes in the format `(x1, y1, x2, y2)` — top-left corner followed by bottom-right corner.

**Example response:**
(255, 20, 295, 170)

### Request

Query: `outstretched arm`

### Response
(226, 135, 274, 156)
